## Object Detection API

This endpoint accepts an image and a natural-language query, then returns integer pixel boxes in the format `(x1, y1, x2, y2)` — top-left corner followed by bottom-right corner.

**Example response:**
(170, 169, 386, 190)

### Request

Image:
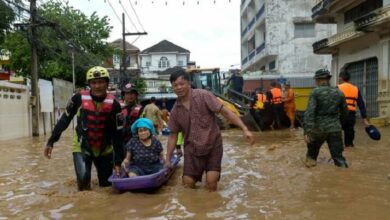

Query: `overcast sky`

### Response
(65, 0, 241, 70)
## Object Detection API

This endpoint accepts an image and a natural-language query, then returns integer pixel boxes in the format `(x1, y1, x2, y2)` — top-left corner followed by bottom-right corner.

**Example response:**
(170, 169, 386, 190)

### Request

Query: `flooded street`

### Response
(0, 124, 389, 219)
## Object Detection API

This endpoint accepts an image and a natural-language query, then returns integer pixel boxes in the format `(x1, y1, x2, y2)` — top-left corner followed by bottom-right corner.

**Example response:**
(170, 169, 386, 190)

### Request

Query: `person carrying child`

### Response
(121, 118, 165, 177)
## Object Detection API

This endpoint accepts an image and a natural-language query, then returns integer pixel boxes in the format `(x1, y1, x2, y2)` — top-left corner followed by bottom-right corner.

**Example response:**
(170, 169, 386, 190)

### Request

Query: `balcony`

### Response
(256, 5, 265, 21)
(242, 56, 248, 66)
(312, 28, 364, 54)
(312, 0, 335, 23)
(355, 6, 390, 32)
(241, 26, 248, 37)
(248, 18, 256, 31)
(248, 50, 256, 61)
(256, 42, 265, 54)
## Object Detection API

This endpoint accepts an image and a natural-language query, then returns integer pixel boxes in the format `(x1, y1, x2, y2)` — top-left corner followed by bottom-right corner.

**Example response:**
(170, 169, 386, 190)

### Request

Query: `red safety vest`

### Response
(122, 104, 142, 143)
(270, 88, 282, 104)
(80, 90, 114, 149)
(338, 82, 358, 111)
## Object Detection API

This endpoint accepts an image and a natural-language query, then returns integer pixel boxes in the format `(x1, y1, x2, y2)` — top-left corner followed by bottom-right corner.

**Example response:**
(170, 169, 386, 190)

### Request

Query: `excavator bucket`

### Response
(240, 112, 261, 132)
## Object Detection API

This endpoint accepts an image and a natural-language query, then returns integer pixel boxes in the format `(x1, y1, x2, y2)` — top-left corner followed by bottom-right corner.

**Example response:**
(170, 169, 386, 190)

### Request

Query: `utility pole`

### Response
(30, 0, 40, 136)
(72, 50, 75, 92)
(120, 13, 147, 89)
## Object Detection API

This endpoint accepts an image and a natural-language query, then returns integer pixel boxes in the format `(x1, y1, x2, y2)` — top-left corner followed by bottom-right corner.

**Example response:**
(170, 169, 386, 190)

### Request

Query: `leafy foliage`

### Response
(0, 0, 16, 43)
(1, 0, 114, 86)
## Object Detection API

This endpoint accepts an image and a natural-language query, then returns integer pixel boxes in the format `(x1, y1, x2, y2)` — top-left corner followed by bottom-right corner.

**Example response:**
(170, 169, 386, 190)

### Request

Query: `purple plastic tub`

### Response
(108, 155, 181, 191)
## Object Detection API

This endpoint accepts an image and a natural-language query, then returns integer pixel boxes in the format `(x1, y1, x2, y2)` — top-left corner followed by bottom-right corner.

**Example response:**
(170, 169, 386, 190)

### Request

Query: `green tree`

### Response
(0, 0, 17, 43)
(1, 0, 114, 86)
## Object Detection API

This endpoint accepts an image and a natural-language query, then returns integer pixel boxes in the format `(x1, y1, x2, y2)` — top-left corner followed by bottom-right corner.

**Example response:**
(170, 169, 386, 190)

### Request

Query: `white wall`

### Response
(0, 82, 30, 141)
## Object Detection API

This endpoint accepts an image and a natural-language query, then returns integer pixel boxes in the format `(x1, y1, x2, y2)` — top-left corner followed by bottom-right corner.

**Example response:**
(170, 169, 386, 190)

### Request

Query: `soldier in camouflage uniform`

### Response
(303, 69, 349, 168)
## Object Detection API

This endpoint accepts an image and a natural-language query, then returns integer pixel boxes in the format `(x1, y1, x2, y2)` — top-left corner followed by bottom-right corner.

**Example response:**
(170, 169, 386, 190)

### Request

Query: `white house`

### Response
(139, 40, 190, 96)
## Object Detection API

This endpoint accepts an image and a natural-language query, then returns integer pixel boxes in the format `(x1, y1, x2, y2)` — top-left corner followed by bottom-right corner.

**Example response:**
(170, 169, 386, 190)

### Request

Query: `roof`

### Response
(110, 39, 140, 51)
(141, 40, 190, 54)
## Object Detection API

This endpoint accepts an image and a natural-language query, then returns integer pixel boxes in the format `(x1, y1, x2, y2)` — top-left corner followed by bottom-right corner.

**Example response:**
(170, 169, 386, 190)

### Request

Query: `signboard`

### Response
(52, 78, 73, 109)
(39, 79, 54, 113)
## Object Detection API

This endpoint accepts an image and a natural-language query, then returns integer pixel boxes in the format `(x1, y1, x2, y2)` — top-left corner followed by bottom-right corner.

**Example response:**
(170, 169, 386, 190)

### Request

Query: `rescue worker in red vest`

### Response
(338, 70, 370, 147)
(269, 81, 284, 129)
(121, 83, 143, 145)
(44, 66, 124, 191)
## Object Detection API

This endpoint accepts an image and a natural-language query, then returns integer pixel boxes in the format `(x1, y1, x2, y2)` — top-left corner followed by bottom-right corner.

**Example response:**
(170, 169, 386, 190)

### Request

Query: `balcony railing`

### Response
(312, 0, 334, 19)
(249, 50, 256, 60)
(241, 26, 248, 37)
(313, 38, 329, 52)
(248, 18, 256, 30)
(355, 6, 390, 31)
(256, 42, 265, 54)
(256, 5, 265, 20)
(242, 57, 248, 65)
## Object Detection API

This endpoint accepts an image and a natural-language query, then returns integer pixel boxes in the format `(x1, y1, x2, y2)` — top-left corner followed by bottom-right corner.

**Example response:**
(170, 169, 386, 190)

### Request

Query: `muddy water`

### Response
(0, 124, 389, 219)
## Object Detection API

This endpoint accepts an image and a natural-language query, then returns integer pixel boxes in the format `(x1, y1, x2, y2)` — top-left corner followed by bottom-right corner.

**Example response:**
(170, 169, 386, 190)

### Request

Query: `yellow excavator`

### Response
(186, 67, 260, 131)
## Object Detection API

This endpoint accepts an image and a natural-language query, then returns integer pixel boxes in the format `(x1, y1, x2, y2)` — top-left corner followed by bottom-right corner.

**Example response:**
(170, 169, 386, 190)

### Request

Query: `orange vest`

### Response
(257, 94, 267, 103)
(270, 88, 282, 104)
(254, 94, 267, 109)
(338, 82, 358, 111)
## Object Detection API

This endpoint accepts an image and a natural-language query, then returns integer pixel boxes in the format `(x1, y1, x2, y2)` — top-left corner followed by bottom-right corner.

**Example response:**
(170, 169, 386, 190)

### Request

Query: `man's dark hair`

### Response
(151, 97, 156, 102)
(339, 69, 351, 82)
(270, 81, 277, 87)
(169, 69, 190, 83)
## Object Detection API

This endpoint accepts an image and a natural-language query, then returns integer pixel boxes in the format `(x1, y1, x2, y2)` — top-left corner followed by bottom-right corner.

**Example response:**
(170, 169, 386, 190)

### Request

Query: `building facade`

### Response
(139, 40, 190, 95)
(312, 0, 390, 121)
(103, 39, 141, 87)
(240, 0, 334, 78)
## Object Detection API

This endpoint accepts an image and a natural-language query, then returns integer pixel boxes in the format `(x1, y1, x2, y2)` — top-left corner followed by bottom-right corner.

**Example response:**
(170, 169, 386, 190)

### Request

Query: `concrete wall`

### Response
(0, 81, 30, 141)
(0, 81, 54, 141)
(262, 0, 334, 76)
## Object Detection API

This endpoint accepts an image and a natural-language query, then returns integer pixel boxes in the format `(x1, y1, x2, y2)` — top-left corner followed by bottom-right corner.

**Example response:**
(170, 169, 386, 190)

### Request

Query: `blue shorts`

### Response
(128, 162, 163, 176)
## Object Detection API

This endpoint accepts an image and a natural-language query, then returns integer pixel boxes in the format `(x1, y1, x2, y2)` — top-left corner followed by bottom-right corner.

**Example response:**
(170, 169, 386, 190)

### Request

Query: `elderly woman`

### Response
(121, 118, 165, 177)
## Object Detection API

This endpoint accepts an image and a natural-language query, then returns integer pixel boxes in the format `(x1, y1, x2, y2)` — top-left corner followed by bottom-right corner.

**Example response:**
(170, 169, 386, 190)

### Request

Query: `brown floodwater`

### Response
(0, 124, 389, 219)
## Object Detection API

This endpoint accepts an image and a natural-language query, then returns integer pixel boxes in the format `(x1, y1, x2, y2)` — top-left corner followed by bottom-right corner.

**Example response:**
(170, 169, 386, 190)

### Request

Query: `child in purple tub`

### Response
(121, 118, 165, 177)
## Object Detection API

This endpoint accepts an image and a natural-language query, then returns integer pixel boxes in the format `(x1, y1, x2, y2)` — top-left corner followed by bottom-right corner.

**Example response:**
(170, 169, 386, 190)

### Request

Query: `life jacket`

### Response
(254, 93, 267, 109)
(80, 90, 114, 150)
(122, 103, 142, 143)
(270, 88, 282, 104)
(338, 82, 358, 111)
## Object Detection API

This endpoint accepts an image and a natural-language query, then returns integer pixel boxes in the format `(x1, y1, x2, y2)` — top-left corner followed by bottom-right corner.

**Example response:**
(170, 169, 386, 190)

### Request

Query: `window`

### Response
(294, 23, 315, 38)
(146, 61, 151, 67)
(159, 57, 169, 68)
(269, 60, 276, 70)
(178, 60, 184, 66)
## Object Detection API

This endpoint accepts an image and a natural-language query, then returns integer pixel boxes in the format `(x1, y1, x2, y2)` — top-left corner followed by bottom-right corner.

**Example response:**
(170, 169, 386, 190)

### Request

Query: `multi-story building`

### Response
(240, 0, 334, 90)
(312, 0, 390, 121)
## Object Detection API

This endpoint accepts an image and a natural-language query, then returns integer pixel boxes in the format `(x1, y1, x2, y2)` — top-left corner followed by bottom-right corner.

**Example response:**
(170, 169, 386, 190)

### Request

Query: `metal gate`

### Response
(345, 57, 379, 118)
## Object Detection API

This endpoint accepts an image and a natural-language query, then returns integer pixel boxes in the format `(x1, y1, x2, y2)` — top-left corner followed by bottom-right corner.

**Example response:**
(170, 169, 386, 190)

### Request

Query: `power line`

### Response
(128, 0, 145, 32)
(107, 0, 131, 33)
(119, 0, 139, 32)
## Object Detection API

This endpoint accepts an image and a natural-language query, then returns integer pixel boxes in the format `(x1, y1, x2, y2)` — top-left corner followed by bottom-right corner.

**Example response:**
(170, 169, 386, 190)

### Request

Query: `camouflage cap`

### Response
(314, 69, 332, 79)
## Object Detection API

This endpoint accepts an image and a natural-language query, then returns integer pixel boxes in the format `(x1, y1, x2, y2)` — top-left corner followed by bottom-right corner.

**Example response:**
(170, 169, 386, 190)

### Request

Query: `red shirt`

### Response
(168, 89, 223, 156)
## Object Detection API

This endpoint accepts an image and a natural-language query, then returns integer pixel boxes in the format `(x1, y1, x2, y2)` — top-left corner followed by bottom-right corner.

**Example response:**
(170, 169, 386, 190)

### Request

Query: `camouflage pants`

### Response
(306, 131, 348, 168)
